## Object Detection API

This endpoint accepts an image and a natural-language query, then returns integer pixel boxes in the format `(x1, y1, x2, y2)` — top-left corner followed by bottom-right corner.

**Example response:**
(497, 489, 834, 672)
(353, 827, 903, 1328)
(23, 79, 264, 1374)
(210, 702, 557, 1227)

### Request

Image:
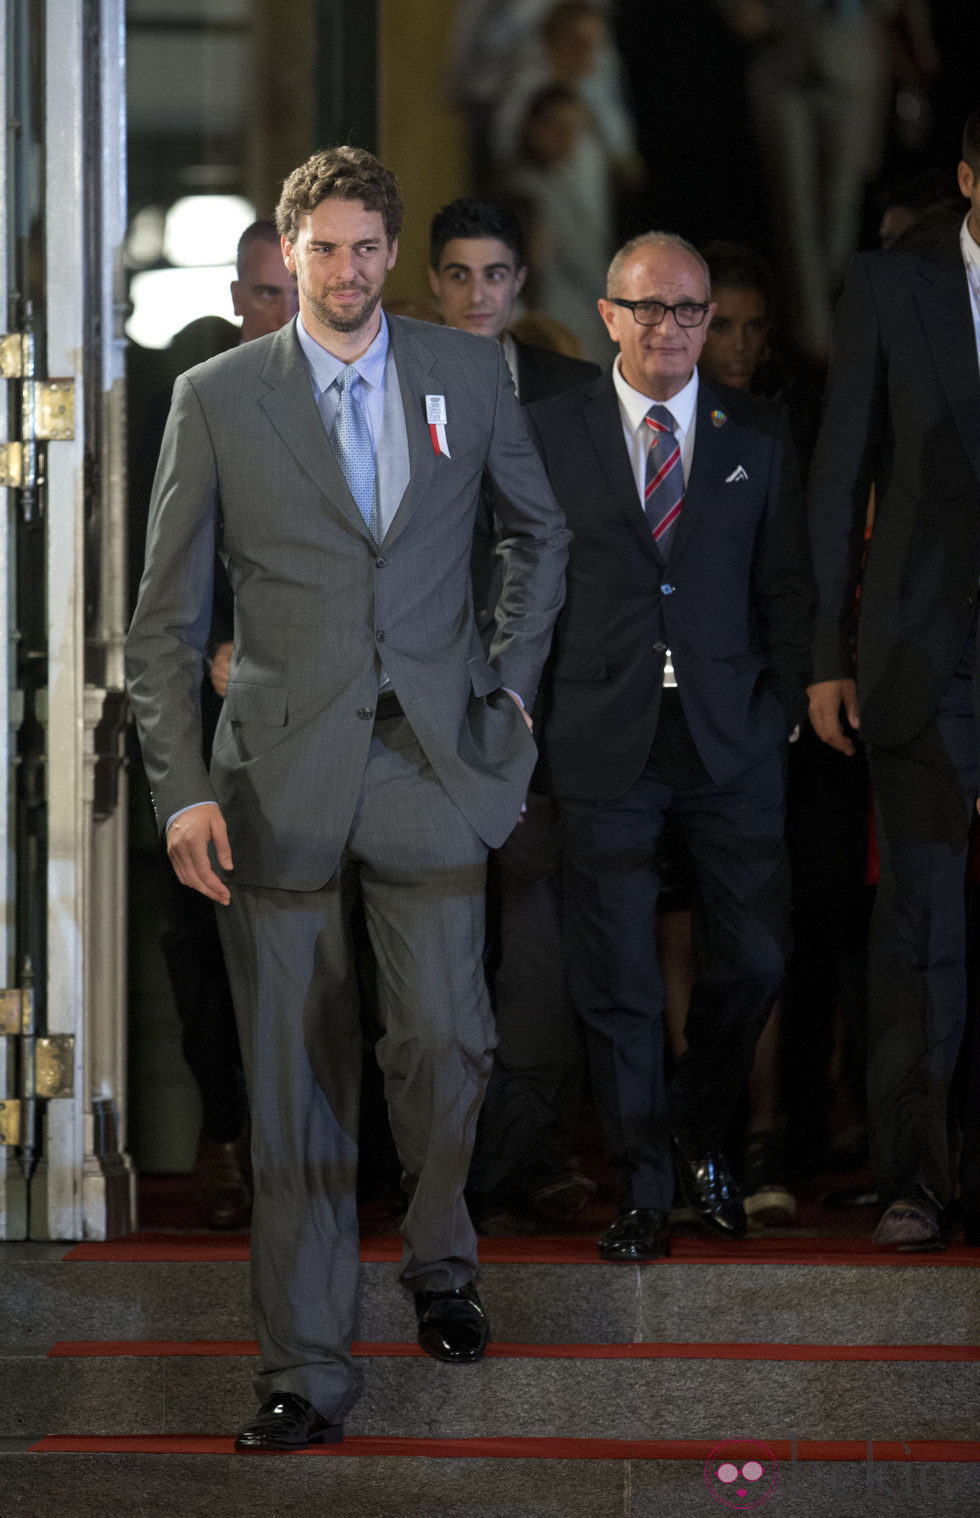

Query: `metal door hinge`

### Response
(0, 333, 29, 377)
(0, 989, 28, 1035)
(0, 1099, 22, 1146)
(0, 442, 23, 488)
(34, 380, 75, 440)
(35, 1037, 75, 1099)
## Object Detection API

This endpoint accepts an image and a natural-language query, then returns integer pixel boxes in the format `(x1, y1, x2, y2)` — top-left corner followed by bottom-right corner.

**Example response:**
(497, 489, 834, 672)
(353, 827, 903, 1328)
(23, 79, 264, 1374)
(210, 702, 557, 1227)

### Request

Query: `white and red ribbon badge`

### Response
(426, 393, 451, 458)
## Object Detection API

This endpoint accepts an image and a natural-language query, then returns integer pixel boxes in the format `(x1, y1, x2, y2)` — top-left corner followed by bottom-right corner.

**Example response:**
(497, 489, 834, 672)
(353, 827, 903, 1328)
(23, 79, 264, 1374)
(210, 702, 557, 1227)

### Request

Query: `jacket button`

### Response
(376, 630, 385, 642)
(375, 556, 386, 567)
(357, 707, 373, 720)
(660, 583, 674, 595)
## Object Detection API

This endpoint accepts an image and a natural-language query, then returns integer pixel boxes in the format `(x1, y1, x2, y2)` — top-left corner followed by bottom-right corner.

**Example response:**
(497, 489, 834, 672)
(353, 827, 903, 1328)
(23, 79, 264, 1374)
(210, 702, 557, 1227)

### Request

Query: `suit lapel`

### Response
(381, 316, 439, 549)
(257, 322, 374, 542)
(915, 257, 980, 489)
(668, 378, 730, 564)
(583, 374, 663, 562)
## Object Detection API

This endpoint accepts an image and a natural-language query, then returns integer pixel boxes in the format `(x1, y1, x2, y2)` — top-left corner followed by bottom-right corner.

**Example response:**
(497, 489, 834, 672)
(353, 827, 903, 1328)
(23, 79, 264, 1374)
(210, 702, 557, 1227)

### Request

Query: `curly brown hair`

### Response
(275, 147, 404, 245)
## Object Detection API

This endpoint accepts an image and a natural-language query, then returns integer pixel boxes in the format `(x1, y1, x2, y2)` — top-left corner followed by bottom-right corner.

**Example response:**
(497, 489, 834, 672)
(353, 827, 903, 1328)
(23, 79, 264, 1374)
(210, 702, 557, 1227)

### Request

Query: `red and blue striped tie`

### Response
(644, 404, 683, 556)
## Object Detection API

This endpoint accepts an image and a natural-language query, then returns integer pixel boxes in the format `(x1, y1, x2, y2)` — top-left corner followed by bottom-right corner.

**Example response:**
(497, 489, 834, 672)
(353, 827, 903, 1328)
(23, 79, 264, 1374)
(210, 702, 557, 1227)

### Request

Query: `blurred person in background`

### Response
(503, 83, 616, 363)
(490, 2, 642, 189)
(231, 219, 300, 344)
(131, 222, 298, 1231)
(429, 197, 598, 1232)
(445, 0, 623, 189)
(734, 0, 939, 363)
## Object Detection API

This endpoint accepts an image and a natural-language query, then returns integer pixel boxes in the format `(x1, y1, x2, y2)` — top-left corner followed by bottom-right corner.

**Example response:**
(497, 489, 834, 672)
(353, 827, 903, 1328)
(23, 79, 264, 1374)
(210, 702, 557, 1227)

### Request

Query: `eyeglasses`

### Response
(609, 297, 710, 328)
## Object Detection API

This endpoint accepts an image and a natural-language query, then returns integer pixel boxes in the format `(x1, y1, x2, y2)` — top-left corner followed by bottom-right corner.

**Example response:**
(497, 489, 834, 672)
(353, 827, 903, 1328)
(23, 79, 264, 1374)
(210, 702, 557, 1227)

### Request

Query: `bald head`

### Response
(599, 234, 715, 401)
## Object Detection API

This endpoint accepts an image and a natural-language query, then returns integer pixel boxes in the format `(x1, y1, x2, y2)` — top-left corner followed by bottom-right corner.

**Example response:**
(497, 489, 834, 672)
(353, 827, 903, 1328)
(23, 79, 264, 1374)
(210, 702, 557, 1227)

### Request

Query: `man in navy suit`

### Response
(807, 112, 980, 1250)
(527, 231, 812, 1260)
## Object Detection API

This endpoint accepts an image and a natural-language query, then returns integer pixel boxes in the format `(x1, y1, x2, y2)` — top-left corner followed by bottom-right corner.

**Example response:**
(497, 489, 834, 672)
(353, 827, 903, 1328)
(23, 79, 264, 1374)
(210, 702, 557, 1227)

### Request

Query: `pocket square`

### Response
(725, 465, 749, 483)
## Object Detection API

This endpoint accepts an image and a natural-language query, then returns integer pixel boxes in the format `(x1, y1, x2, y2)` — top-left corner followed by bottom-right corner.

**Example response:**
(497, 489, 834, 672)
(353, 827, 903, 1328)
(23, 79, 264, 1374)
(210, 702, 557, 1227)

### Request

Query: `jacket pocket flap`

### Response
(468, 655, 502, 698)
(224, 682, 288, 725)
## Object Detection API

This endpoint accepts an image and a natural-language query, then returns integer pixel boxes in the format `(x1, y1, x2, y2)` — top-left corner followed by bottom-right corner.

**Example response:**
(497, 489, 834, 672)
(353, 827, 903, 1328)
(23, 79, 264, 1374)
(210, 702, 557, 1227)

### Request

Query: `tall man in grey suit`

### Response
(126, 147, 569, 1451)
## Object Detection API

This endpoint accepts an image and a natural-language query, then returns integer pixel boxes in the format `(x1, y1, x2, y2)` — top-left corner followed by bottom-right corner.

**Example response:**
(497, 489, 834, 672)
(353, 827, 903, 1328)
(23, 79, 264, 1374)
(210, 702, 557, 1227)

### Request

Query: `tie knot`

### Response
(336, 365, 360, 394)
(645, 404, 676, 436)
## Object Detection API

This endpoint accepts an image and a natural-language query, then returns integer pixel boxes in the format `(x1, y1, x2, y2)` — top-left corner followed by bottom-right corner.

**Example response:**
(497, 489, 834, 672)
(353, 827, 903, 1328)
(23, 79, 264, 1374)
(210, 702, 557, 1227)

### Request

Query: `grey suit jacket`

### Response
(126, 315, 570, 889)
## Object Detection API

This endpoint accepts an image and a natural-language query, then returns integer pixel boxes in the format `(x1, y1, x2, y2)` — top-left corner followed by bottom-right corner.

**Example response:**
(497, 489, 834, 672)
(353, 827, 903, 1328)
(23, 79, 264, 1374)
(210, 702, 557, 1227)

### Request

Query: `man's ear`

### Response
(958, 159, 977, 200)
(515, 265, 528, 295)
(230, 280, 244, 318)
(427, 265, 442, 303)
(597, 297, 619, 343)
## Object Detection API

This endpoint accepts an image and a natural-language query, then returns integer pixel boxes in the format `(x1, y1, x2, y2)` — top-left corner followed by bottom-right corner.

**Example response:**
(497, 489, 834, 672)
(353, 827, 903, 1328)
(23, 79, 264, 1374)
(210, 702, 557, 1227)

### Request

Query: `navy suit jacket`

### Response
(527, 369, 812, 799)
(808, 229, 980, 749)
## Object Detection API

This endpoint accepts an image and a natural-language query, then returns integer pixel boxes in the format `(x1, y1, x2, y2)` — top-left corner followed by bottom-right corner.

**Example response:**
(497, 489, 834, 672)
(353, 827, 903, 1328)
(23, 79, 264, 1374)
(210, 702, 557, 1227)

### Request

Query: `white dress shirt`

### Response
(960, 214, 980, 375)
(611, 357, 699, 497)
(610, 359, 699, 688)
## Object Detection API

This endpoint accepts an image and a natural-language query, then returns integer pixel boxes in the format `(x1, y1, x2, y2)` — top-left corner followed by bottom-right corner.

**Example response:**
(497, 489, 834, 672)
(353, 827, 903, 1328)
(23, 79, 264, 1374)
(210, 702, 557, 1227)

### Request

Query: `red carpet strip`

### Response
(61, 1232, 980, 1267)
(46, 1339, 980, 1363)
(29, 1434, 980, 1462)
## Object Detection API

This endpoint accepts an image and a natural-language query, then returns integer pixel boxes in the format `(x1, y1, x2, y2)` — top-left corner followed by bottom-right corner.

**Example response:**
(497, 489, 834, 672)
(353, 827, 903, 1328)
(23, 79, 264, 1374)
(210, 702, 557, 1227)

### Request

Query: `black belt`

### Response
(373, 689, 404, 722)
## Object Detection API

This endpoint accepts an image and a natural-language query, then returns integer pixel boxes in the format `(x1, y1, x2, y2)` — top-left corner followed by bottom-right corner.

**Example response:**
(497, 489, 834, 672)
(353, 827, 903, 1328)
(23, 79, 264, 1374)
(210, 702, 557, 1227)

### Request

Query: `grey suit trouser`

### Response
(216, 708, 494, 1417)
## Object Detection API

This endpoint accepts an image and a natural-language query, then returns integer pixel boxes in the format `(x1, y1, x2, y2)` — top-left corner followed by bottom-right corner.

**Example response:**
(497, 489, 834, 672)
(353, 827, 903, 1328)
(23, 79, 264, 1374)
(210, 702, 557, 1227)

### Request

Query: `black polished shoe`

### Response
(193, 1136, 252, 1231)
(597, 1207, 671, 1262)
(414, 1280, 490, 1363)
(672, 1137, 747, 1239)
(234, 1392, 344, 1453)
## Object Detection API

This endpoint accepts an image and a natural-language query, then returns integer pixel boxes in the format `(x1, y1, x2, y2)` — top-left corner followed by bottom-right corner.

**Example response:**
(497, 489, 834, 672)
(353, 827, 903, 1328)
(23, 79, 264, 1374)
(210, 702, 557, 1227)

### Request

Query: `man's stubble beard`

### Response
(300, 276, 384, 337)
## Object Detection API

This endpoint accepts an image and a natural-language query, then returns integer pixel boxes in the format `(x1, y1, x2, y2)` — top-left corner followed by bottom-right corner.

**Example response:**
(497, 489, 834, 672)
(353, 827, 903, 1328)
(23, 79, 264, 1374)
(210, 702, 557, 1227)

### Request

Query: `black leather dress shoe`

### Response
(414, 1280, 490, 1362)
(597, 1207, 671, 1262)
(672, 1138, 747, 1239)
(234, 1392, 344, 1452)
(193, 1136, 252, 1231)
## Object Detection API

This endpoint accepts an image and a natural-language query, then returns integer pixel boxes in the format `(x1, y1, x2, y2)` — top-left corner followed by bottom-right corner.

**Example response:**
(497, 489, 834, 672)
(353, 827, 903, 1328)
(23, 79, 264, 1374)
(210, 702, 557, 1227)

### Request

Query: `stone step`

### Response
(2, 1441, 977, 1518)
(2, 1342, 976, 1444)
(4, 1256, 978, 1347)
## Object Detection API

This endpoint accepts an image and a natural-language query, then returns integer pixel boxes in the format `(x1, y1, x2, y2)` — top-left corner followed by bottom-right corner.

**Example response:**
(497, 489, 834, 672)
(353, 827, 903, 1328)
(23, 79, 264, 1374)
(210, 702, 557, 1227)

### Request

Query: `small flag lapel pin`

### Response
(711, 409, 727, 428)
(426, 394, 451, 457)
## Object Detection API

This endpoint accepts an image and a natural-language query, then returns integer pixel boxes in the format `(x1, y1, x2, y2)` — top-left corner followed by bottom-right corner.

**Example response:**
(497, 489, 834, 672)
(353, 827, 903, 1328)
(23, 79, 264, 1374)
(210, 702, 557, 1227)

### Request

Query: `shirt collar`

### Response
(961, 213, 980, 275)
(612, 355, 699, 435)
(294, 311, 390, 397)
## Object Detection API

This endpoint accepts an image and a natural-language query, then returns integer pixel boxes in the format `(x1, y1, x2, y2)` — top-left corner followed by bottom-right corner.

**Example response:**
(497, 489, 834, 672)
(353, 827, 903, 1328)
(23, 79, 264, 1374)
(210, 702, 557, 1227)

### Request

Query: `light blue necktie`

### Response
(330, 365, 378, 538)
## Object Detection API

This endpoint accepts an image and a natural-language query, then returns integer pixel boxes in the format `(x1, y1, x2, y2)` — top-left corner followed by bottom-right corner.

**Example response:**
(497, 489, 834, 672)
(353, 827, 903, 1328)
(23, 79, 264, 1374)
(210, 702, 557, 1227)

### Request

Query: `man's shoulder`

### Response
(177, 326, 286, 394)
(514, 339, 600, 403)
(387, 312, 499, 369)
(700, 379, 783, 441)
(525, 367, 608, 429)
(849, 223, 964, 290)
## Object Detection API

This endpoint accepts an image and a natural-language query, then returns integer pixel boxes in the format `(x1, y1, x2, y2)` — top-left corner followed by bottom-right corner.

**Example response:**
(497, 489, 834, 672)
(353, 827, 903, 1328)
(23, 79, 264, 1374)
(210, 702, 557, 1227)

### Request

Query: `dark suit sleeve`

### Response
(753, 407, 815, 725)
(482, 344, 571, 706)
(807, 254, 887, 683)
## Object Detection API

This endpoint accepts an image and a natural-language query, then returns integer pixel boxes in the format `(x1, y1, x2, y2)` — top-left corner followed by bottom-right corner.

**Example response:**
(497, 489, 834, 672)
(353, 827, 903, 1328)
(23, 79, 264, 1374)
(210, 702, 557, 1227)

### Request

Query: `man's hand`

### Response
(209, 640, 233, 699)
(807, 678, 860, 756)
(505, 688, 533, 732)
(167, 803, 233, 905)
